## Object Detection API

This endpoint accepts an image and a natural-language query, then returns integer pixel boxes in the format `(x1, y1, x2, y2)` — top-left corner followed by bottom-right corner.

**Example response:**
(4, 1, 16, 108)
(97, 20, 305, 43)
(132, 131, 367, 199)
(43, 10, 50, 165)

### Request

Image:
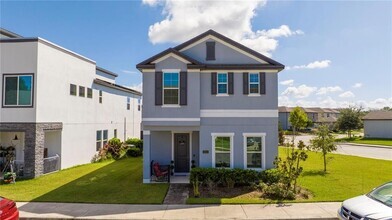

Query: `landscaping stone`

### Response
(163, 184, 189, 204)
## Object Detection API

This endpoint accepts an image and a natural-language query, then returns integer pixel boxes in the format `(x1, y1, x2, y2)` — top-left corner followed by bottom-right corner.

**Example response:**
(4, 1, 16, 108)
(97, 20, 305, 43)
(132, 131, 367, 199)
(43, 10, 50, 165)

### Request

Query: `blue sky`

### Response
(1, 0, 391, 109)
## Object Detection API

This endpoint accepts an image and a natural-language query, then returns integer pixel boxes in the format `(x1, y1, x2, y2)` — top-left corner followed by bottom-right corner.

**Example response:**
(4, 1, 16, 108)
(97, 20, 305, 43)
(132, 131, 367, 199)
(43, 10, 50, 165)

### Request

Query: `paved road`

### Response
(286, 135, 392, 161)
(17, 202, 340, 220)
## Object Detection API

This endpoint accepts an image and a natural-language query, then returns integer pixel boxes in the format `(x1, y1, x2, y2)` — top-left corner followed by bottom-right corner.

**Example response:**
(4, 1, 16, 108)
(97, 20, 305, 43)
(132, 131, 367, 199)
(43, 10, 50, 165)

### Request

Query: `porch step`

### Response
(163, 183, 190, 204)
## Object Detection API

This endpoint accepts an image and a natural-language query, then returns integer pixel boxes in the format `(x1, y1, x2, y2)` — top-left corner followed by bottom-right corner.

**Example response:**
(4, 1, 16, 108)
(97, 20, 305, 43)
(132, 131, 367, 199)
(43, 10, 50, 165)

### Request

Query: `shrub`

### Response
(92, 138, 128, 162)
(125, 138, 143, 149)
(127, 147, 142, 157)
(260, 168, 282, 185)
(262, 182, 296, 200)
(190, 168, 261, 187)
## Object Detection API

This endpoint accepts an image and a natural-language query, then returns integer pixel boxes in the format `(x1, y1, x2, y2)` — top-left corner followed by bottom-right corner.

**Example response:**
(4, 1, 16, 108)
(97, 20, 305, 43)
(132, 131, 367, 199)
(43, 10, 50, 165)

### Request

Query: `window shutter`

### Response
(243, 72, 249, 94)
(180, 71, 187, 105)
(211, 72, 217, 94)
(228, 72, 234, 94)
(206, 42, 216, 60)
(260, 72, 266, 94)
(155, 71, 163, 105)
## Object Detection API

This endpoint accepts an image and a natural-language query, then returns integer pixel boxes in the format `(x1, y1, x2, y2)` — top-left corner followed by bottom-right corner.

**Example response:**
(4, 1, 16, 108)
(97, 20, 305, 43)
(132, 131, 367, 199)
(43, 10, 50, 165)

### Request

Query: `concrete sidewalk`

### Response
(340, 142, 392, 149)
(17, 202, 341, 220)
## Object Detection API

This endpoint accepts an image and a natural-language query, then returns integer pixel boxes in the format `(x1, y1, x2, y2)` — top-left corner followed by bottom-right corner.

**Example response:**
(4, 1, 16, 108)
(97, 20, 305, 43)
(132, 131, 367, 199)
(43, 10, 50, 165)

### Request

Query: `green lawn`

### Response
(0, 157, 169, 204)
(336, 137, 392, 147)
(188, 147, 392, 204)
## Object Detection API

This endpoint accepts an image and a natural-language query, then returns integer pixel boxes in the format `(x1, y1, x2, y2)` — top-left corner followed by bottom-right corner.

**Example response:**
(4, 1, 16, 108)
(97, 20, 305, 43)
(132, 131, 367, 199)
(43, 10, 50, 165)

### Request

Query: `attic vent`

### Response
(206, 41, 215, 60)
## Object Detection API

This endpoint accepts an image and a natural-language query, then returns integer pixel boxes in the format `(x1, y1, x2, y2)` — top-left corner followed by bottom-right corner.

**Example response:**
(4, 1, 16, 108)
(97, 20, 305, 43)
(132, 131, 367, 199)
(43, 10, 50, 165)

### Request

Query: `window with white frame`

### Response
(212, 133, 233, 168)
(3, 74, 33, 107)
(217, 73, 228, 94)
(249, 73, 259, 94)
(163, 72, 179, 105)
(244, 133, 265, 169)
(127, 97, 130, 110)
(96, 130, 102, 151)
(103, 130, 108, 146)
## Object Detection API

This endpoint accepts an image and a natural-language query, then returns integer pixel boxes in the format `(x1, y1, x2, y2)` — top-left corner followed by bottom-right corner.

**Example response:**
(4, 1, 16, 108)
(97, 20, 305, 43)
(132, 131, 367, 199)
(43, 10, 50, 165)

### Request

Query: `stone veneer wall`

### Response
(0, 122, 62, 178)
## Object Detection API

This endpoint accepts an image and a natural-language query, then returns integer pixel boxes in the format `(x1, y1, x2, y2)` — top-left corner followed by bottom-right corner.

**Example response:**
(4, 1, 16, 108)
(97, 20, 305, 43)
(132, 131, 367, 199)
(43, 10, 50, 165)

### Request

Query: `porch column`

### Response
(24, 124, 44, 178)
(143, 130, 151, 183)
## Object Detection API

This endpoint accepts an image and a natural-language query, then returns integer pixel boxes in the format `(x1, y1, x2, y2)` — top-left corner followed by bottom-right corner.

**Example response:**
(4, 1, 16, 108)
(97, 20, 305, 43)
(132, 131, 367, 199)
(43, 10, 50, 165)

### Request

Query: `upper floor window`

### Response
(70, 84, 77, 96)
(206, 41, 216, 60)
(79, 86, 85, 97)
(249, 73, 259, 94)
(99, 90, 103, 103)
(87, 88, 93, 98)
(217, 73, 227, 94)
(163, 72, 179, 105)
(127, 97, 130, 110)
(3, 74, 33, 107)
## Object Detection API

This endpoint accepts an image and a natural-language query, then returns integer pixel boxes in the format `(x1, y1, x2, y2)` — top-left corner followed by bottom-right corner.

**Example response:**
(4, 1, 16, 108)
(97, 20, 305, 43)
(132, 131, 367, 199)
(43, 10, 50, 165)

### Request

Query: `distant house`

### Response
(278, 106, 340, 130)
(363, 111, 392, 139)
(0, 28, 142, 178)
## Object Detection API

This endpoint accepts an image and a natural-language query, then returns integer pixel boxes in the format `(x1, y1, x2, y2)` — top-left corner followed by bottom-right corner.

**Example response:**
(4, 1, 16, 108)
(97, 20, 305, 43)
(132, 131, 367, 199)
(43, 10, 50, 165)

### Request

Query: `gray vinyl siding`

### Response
(192, 131, 200, 167)
(200, 72, 277, 109)
(364, 120, 392, 138)
(278, 112, 290, 130)
(181, 40, 265, 64)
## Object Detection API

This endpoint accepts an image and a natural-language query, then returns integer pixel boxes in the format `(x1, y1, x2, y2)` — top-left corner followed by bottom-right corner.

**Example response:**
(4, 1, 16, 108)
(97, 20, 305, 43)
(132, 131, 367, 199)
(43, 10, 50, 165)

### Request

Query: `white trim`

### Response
(211, 133, 234, 169)
(143, 130, 151, 135)
(143, 178, 151, 183)
(172, 132, 193, 174)
(143, 118, 200, 122)
(200, 69, 278, 73)
(151, 53, 191, 64)
(162, 69, 181, 72)
(179, 35, 268, 64)
(161, 105, 181, 108)
(217, 72, 228, 95)
(248, 94, 261, 97)
(200, 110, 278, 118)
(243, 133, 266, 170)
(215, 94, 229, 97)
(141, 69, 155, 73)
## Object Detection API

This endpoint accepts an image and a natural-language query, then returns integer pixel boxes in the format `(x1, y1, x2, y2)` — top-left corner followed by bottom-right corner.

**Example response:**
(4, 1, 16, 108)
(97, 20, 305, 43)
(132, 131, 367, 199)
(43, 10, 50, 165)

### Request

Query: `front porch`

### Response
(0, 123, 62, 178)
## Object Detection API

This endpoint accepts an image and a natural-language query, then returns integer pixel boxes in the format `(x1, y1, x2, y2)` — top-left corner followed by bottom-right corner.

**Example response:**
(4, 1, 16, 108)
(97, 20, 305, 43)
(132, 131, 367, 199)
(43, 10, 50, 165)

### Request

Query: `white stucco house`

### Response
(0, 28, 142, 178)
(363, 111, 392, 139)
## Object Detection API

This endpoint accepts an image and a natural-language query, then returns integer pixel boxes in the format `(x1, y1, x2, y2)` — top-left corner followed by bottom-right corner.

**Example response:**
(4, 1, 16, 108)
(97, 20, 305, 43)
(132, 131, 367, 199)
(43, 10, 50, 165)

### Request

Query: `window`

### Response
(212, 133, 233, 168)
(103, 130, 108, 146)
(70, 84, 77, 96)
(138, 98, 141, 111)
(3, 74, 33, 107)
(217, 73, 227, 94)
(96, 130, 102, 151)
(114, 129, 117, 138)
(249, 73, 259, 94)
(99, 90, 103, 103)
(206, 41, 215, 60)
(127, 97, 130, 110)
(243, 133, 265, 169)
(163, 72, 179, 105)
(87, 88, 93, 98)
(79, 86, 85, 97)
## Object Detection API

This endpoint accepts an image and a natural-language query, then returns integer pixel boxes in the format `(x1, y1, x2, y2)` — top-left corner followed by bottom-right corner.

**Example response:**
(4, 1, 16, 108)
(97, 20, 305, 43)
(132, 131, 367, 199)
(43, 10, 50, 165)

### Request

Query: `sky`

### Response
(1, 0, 391, 109)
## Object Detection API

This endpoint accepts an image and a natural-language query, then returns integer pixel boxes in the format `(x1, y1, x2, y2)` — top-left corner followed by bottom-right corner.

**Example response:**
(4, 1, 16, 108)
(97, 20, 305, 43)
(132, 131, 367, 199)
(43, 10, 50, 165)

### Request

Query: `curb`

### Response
(20, 218, 339, 220)
(339, 142, 392, 149)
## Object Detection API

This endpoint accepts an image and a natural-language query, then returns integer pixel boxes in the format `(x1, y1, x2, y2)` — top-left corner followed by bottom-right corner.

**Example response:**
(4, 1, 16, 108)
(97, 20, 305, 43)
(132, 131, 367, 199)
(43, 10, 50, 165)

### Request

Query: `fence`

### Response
(43, 154, 60, 174)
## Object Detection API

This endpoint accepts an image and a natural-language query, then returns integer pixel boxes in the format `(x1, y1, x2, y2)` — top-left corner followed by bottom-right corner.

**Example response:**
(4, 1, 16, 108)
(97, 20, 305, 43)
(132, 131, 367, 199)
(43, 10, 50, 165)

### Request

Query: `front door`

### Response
(174, 133, 190, 173)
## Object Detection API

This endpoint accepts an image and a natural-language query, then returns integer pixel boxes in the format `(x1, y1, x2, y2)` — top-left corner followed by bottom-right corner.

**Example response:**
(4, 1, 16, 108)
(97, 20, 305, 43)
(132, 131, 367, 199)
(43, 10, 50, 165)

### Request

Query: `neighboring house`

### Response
(278, 106, 340, 130)
(137, 30, 284, 183)
(363, 111, 392, 139)
(0, 28, 142, 178)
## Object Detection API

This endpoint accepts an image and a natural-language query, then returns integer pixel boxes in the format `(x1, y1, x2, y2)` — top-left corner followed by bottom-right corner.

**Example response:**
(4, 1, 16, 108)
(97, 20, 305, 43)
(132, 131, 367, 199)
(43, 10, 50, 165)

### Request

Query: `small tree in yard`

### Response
(335, 107, 363, 138)
(289, 107, 309, 138)
(310, 124, 337, 173)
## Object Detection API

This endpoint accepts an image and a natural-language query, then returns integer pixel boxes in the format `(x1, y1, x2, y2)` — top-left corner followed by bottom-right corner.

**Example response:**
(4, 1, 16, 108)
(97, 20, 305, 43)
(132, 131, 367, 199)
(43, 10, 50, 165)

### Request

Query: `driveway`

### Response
(286, 135, 392, 161)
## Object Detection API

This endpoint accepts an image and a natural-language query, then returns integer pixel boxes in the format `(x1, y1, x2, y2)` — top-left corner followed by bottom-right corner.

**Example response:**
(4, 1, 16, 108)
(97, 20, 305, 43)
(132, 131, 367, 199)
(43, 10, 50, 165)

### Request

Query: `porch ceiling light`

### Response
(13, 135, 18, 141)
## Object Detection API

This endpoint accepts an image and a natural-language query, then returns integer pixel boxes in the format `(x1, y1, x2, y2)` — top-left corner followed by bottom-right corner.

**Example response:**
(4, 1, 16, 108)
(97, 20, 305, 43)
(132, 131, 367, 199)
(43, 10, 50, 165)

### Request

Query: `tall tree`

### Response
(310, 124, 337, 172)
(335, 107, 363, 138)
(289, 107, 309, 137)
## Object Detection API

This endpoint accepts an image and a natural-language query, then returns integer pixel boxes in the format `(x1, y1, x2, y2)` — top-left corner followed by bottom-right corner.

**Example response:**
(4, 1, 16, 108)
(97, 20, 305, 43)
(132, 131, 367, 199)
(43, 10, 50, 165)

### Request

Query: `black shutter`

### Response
(180, 71, 187, 105)
(211, 72, 217, 94)
(228, 72, 234, 94)
(260, 72, 266, 94)
(206, 42, 215, 60)
(243, 72, 249, 94)
(155, 71, 163, 105)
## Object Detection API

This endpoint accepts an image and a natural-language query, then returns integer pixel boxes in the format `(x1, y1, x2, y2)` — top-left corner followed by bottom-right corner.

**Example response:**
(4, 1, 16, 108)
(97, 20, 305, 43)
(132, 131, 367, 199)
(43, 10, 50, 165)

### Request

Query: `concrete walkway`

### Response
(17, 202, 341, 219)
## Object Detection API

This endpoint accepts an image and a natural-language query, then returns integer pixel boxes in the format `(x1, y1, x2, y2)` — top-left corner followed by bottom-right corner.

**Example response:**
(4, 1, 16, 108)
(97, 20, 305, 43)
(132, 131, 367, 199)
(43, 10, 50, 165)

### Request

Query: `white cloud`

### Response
(122, 70, 138, 74)
(280, 79, 294, 86)
(278, 96, 294, 107)
(281, 84, 317, 98)
(316, 86, 342, 95)
(130, 82, 142, 92)
(352, 83, 363, 88)
(287, 60, 331, 70)
(143, 0, 303, 56)
(339, 91, 355, 98)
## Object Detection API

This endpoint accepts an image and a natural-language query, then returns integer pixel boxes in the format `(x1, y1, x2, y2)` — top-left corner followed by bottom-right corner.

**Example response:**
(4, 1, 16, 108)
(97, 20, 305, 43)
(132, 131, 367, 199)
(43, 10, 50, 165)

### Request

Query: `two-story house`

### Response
(137, 30, 284, 183)
(0, 28, 142, 178)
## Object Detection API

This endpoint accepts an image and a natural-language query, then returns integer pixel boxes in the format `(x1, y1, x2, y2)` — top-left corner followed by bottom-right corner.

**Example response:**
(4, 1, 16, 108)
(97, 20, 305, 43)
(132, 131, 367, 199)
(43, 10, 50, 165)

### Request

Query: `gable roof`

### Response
(0, 28, 23, 38)
(363, 111, 392, 120)
(136, 29, 284, 71)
